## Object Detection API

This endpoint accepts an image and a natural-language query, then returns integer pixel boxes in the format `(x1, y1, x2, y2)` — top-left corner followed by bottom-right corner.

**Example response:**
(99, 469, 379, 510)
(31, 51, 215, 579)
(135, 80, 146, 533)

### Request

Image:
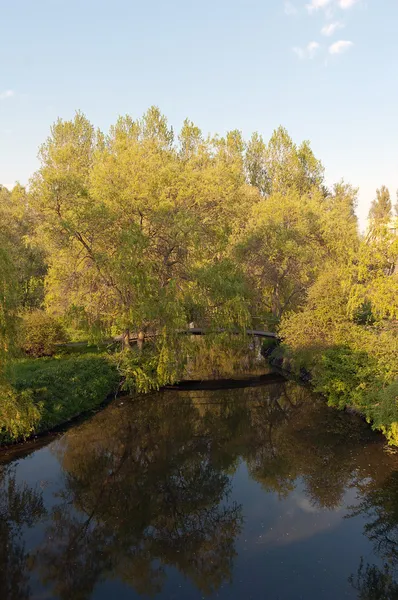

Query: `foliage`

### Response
(0, 106, 397, 443)
(118, 336, 188, 393)
(19, 310, 68, 357)
(0, 184, 46, 310)
(369, 186, 392, 225)
(279, 231, 398, 444)
(0, 246, 17, 369)
(0, 385, 41, 443)
(312, 346, 378, 410)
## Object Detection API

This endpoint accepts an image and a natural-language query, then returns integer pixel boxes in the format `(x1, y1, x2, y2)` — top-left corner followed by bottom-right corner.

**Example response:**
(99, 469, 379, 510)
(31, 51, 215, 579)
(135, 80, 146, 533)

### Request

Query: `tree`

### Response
(178, 118, 203, 160)
(234, 189, 327, 321)
(369, 186, 392, 226)
(321, 182, 359, 260)
(0, 245, 16, 370)
(265, 127, 324, 195)
(30, 109, 256, 388)
(0, 185, 46, 309)
(245, 132, 268, 195)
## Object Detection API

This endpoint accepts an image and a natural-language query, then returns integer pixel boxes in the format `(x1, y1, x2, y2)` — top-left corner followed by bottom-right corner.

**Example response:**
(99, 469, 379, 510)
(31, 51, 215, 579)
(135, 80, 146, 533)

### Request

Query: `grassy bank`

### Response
(0, 354, 119, 445)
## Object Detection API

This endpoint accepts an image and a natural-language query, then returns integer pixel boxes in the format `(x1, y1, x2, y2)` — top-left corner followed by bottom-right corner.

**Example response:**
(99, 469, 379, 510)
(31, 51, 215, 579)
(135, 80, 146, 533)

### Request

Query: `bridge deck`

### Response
(57, 328, 278, 349)
(179, 328, 277, 339)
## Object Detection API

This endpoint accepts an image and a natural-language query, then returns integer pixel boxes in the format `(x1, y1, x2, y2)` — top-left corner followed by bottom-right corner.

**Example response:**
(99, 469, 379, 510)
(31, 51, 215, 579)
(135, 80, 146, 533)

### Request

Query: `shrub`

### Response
(312, 346, 379, 410)
(365, 382, 398, 445)
(19, 311, 68, 357)
(0, 384, 42, 443)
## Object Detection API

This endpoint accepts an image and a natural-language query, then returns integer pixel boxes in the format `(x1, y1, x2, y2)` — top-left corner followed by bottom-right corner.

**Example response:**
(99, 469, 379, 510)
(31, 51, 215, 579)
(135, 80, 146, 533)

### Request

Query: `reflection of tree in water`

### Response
(29, 380, 398, 599)
(351, 472, 398, 562)
(348, 471, 398, 598)
(0, 465, 45, 600)
(349, 559, 398, 600)
(32, 397, 244, 599)
(241, 382, 380, 509)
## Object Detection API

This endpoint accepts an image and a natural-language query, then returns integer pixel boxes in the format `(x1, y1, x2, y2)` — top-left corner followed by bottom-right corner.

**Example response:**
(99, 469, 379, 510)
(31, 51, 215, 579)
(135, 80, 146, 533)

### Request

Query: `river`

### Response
(1, 375, 398, 599)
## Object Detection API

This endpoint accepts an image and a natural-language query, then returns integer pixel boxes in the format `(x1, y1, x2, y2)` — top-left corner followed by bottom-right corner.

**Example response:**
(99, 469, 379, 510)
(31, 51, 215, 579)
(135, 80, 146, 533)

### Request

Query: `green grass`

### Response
(1, 353, 119, 445)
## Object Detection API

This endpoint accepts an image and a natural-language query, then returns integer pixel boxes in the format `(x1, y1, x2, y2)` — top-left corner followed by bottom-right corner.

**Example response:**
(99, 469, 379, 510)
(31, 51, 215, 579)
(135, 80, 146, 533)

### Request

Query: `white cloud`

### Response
(293, 41, 320, 59)
(329, 39, 354, 54)
(306, 0, 332, 14)
(0, 90, 14, 100)
(284, 1, 298, 16)
(338, 0, 360, 8)
(321, 21, 344, 36)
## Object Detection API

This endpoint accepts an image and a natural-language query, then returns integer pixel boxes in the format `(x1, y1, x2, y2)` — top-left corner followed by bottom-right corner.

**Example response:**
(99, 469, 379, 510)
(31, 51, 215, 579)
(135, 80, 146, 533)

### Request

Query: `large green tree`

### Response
(0, 185, 45, 310)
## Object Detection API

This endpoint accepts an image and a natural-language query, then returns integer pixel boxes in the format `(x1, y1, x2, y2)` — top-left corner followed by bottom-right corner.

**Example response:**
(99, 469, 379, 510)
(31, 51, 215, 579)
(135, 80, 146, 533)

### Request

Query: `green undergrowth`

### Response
(273, 324, 398, 446)
(0, 354, 119, 445)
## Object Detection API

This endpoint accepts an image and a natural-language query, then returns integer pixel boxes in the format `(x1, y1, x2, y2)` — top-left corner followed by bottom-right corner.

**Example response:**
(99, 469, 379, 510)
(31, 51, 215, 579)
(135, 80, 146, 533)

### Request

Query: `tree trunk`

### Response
(254, 337, 263, 362)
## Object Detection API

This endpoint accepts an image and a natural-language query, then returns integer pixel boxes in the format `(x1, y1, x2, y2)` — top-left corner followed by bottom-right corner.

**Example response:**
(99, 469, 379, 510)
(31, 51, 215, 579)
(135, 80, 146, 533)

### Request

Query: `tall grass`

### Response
(1, 354, 119, 444)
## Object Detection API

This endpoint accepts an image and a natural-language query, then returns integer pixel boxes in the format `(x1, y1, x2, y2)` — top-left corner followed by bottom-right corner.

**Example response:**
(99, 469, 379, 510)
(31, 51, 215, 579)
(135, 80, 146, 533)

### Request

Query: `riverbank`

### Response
(0, 354, 119, 446)
(270, 330, 398, 446)
(2, 334, 396, 449)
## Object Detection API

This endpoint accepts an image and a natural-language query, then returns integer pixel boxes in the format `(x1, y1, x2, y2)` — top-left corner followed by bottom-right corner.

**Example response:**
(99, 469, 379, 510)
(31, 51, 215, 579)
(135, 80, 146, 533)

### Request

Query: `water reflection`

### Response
(0, 465, 45, 599)
(347, 471, 398, 599)
(2, 379, 398, 599)
(349, 560, 398, 600)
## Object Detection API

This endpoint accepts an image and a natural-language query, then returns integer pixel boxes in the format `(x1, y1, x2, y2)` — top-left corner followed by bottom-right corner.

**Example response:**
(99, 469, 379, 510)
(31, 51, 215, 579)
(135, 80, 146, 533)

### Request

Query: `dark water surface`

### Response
(2, 378, 398, 600)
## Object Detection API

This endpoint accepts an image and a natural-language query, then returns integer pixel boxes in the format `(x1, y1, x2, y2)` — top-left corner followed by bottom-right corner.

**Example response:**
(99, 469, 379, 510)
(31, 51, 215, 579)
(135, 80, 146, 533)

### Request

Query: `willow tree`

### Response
(30, 108, 256, 387)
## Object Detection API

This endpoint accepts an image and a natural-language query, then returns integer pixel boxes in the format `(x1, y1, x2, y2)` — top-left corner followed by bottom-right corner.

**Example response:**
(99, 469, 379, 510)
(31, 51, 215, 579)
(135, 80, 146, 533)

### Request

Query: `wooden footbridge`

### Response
(117, 328, 278, 344)
(57, 328, 278, 350)
(178, 328, 277, 339)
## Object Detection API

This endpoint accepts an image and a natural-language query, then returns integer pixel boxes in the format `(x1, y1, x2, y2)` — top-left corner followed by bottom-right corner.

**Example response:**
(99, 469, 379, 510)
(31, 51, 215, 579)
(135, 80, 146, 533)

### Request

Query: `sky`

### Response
(0, 0, 396, 227)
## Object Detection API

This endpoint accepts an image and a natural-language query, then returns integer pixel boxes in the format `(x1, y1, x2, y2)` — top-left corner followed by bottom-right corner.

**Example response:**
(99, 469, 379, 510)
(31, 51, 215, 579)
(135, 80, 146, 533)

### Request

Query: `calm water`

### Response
(2, 376, 398, 600)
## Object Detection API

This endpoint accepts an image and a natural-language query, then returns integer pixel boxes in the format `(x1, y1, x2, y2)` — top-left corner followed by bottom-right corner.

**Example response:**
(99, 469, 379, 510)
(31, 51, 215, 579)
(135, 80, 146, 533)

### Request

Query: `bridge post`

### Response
(137, 331, 145, 351)
(254, 336, 263, 362)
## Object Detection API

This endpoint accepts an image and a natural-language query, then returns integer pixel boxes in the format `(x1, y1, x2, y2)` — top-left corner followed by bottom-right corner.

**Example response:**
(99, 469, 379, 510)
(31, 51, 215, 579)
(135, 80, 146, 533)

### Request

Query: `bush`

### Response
(19, 311, 68, 357)
(0, 384, 42, 443)
(365, 382, 398, 445)
(313, 346, 379, 410)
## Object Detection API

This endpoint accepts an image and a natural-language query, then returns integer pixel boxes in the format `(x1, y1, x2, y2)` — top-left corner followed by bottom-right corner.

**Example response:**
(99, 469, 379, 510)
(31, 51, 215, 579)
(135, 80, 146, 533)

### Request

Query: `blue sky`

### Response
(0, 0, 396, 227)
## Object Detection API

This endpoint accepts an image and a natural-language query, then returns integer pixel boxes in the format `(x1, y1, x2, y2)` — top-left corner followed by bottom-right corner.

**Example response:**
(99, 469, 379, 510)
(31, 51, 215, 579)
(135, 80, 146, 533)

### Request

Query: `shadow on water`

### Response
(2, 378, 398, 599)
